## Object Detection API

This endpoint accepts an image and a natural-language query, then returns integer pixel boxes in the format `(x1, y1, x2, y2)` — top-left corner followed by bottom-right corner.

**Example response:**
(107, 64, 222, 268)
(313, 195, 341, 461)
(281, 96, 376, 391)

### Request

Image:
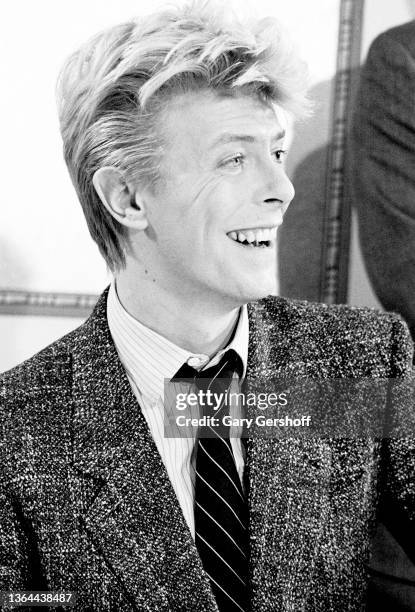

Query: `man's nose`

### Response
(260, 164, 295, 209)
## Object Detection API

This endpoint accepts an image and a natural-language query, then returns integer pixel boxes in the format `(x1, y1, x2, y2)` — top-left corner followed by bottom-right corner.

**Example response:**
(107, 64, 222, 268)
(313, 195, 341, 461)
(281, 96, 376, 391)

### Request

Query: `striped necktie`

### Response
(175, 349, 249, 611)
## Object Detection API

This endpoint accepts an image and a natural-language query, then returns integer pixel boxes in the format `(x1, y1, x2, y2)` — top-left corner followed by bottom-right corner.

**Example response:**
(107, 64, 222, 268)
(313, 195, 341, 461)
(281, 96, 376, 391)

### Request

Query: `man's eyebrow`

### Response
(270, 130, 286, 144)
(210, 130, 286, 148)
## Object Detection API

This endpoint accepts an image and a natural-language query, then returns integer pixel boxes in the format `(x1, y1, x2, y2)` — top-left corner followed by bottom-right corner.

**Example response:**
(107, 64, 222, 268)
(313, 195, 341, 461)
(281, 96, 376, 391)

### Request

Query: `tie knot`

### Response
(171, 349, 243, 425)
(196, 349, 243, 383)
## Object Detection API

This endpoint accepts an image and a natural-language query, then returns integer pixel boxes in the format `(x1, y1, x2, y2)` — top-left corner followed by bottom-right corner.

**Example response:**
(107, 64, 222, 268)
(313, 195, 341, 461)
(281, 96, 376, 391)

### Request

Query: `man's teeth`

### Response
(228, 227, 278, 245)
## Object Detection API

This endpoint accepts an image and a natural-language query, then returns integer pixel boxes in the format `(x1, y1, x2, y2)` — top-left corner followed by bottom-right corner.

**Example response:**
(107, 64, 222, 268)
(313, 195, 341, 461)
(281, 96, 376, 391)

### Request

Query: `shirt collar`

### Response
(107, 282, 248, 404)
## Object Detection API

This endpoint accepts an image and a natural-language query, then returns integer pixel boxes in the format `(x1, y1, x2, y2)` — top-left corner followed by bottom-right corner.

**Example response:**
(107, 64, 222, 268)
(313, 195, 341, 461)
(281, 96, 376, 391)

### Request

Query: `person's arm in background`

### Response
(351, 22, 415, 342)
(351, 23, 415, 610)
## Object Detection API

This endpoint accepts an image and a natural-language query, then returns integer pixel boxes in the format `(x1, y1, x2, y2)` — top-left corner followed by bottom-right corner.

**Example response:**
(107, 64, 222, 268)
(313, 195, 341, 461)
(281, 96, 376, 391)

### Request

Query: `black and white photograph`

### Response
(1, 0, 415, 610)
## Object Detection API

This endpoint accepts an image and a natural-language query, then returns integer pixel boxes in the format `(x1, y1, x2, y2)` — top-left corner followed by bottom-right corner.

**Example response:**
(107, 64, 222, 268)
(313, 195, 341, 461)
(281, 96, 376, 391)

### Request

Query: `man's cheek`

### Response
(191, 174, 225, 205)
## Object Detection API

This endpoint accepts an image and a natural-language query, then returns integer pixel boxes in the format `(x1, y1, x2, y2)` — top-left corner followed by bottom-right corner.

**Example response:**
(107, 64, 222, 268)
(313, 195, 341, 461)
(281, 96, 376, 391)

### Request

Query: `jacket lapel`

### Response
(246, 299, 331, 611)
(70, 291, 217, 611)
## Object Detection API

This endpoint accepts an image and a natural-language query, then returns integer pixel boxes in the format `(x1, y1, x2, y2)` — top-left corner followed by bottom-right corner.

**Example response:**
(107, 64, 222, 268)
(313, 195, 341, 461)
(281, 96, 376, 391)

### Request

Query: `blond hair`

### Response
(57, 1, 309, 270)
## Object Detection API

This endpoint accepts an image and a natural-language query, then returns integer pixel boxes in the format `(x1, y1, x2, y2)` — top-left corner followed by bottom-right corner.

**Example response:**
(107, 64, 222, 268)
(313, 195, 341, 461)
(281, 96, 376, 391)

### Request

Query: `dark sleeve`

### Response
(350, 30, 415, 340)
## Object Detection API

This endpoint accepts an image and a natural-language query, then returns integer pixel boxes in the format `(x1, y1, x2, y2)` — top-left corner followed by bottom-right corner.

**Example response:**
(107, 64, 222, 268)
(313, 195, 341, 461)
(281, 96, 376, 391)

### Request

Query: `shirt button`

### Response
(188, 356, 208, 368)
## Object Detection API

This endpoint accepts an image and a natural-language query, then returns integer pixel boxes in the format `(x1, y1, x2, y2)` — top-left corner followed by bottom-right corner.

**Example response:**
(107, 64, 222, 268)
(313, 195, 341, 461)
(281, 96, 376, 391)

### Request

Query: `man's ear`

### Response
(92, 166, 148, 230)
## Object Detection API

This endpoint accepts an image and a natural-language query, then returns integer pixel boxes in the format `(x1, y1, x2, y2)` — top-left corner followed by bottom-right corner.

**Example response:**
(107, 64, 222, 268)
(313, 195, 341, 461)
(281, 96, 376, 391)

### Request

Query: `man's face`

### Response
(139, 90, 294, 310)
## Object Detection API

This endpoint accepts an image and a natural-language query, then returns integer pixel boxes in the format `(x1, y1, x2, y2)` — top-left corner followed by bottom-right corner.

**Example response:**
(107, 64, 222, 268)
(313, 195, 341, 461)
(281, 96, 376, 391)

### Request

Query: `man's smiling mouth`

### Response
(227, 226, 278, 248)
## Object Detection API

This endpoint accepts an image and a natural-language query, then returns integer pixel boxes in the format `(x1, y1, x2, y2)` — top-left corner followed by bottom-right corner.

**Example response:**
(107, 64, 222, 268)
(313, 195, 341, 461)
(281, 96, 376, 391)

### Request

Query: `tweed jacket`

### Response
(0, 289, 414, 612)
(351, 21, 415, 340)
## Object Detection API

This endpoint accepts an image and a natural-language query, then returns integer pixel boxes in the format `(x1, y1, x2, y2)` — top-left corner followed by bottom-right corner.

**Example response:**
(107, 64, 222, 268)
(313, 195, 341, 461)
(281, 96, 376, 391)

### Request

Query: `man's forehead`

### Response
(163, 90, 286, 145)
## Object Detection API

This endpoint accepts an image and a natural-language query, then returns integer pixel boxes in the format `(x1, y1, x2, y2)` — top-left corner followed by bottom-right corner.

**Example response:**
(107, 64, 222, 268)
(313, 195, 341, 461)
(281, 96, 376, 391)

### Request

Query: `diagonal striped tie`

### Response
(176, 349, 249, 612)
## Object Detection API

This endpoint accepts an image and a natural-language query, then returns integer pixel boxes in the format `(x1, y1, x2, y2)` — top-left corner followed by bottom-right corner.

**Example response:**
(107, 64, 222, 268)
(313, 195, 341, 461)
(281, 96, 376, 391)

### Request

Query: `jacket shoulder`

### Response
(0, 325, 84, 483)
(0, 317, 96, 447)
(251, 296, 413, 376)
(0, 290, 107, 395)
(257, 293, 406, 323)
(0, 323, 81, 397)
(0, 291, 110, 485)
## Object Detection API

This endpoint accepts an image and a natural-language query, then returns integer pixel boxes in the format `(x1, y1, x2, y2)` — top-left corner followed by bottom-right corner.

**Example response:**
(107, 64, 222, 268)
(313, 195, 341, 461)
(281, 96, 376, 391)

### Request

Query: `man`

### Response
(351, 21, 415, 342)
(0, 3, 414, 611)
(350, 20, 415, 610)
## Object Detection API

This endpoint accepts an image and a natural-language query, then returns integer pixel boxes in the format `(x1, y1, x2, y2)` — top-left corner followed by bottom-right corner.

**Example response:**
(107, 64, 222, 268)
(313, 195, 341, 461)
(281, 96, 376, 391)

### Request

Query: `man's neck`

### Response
(114, 273, 241, 357)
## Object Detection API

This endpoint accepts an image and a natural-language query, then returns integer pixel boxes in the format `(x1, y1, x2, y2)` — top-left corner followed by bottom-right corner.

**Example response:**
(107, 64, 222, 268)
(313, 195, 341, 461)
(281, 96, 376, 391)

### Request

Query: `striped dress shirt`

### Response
(106, 282, 248, 538)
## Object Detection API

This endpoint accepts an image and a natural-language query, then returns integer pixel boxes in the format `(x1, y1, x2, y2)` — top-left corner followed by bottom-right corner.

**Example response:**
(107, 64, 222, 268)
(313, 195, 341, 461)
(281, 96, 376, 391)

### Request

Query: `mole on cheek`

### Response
(144, 268, 156, 283)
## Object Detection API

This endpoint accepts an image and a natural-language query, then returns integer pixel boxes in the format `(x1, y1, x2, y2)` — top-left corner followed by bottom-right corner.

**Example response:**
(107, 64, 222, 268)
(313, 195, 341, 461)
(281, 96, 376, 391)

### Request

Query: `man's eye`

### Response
(223, 155, 244, 167)
(273, 149, 287, 163)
